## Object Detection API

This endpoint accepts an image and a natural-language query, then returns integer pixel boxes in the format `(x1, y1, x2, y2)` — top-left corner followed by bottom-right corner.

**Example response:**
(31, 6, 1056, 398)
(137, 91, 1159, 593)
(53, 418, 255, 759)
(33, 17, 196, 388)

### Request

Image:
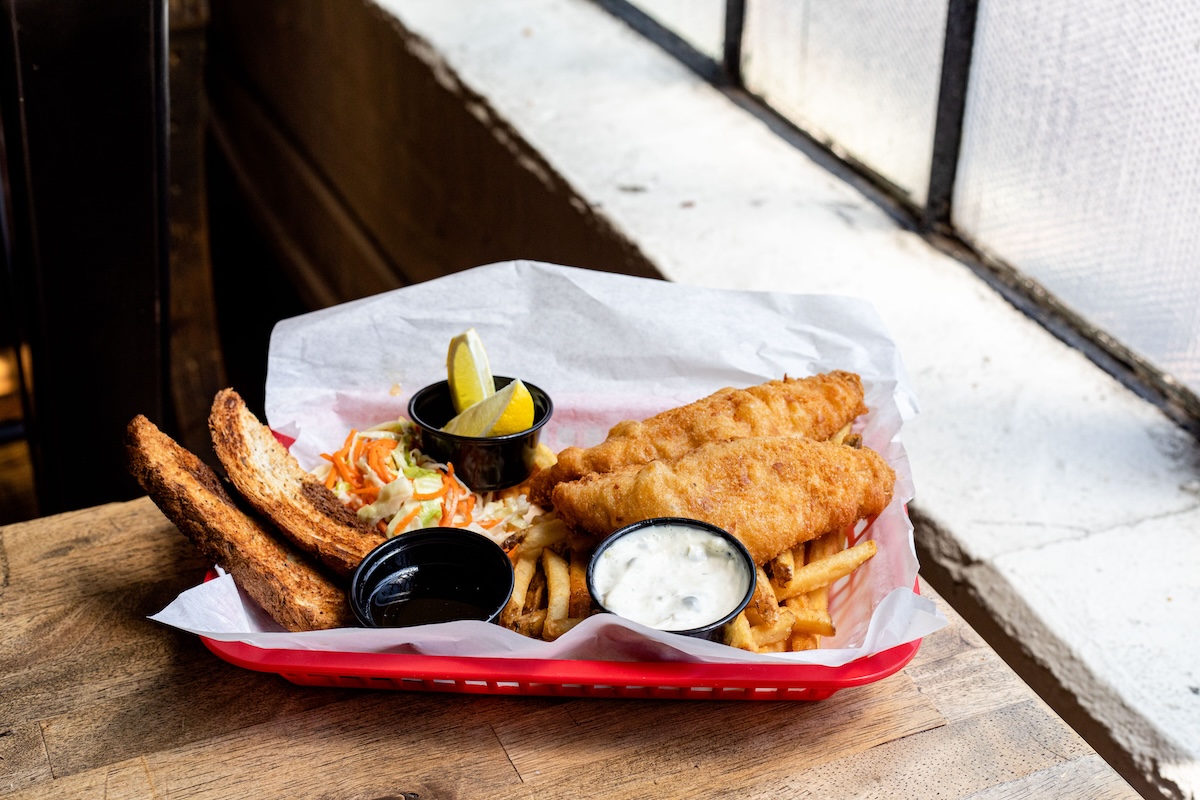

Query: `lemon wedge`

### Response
(442, 379, 535, 437)
(447, 328, 494, 414)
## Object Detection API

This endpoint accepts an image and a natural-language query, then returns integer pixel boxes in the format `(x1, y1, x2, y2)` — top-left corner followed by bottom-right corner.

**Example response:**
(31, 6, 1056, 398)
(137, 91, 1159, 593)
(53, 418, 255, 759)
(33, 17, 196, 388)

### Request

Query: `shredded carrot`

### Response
(440, 480, 458, 526)
(325, 430, 362, 487)
(350, 485, 380, 505)
(366, 439, 398, 484)
(392, 504, 422, 532)
(323, 467, 338, 489)
(329, 451, 358, 486)
(478, 517, 502, 529)
(437, 464, 475, 526)
(377, 520, 388, 534)
(413, 480, 449, 501)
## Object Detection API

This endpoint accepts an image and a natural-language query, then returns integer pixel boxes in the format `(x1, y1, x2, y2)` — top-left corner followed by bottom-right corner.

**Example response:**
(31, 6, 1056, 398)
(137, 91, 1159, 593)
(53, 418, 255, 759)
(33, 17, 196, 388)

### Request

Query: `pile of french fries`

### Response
(498, 516, 593, 640)
(725, 528, 877, 652)
(496, 512, 879, 652)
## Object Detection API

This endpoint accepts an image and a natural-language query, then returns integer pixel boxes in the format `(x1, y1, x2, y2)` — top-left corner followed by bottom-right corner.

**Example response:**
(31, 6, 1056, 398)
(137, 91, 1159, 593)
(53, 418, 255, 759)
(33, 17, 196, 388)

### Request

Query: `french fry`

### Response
(542, 547, 577, 640)
(789, 633, 820, 652)
(807, 584, 830, 616)
(716, 523, 881, 653)
(532, 442, 557, 471)
(500, 553, 539, 628)
(767, 548, 795, 585)
(783, 598, 836, 637)
(828, 422, 853, 445)
(514, 516, 568, 559)
(511, 608, 546, 638)
(769, 542, 809, 598)
(724, 611, 756, 651)
(800, 531, 840, 621)
(550, 617, 584, 638)
(499, 516, 567, 632)
(808, 528, 845, 562)
(750, 608, 796, 647)
(568, 548, 591, 619)
(775, 540, 877, 601)
(522, 564, 547, 614)
(745, 566, 780, 626)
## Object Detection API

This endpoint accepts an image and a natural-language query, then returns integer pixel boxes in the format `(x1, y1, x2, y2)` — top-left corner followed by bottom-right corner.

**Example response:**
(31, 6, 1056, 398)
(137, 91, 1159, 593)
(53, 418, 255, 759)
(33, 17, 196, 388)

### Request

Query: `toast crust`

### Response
(209, 388, 384, 576)
(125, 414, 352, 631)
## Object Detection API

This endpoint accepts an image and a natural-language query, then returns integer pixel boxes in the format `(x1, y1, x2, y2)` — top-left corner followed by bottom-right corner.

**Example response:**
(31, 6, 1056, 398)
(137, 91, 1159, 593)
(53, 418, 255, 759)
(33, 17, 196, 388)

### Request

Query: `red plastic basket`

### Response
(204, 435, 922, 700)
(201, 628, 920, 701)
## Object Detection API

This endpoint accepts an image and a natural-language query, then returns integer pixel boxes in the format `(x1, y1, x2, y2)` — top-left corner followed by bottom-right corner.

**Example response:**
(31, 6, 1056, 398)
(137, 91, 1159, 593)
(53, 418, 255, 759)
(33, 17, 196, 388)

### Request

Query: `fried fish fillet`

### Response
(125, 414, 352, 631)
(549, 435, 895, 565)
(528, 371, 867, 506)
(210, 388, 384, 576)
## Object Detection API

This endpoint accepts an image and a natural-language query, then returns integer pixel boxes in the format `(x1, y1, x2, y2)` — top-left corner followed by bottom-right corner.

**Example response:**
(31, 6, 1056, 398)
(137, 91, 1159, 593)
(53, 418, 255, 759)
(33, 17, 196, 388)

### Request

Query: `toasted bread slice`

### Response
(209, 388, 384, 576)
(125, 414, 352, 631)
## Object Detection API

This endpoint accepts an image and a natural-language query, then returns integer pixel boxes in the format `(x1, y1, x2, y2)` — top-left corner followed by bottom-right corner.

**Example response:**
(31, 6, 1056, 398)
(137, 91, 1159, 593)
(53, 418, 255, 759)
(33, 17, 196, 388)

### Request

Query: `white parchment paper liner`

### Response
(152, 260, 946, 667)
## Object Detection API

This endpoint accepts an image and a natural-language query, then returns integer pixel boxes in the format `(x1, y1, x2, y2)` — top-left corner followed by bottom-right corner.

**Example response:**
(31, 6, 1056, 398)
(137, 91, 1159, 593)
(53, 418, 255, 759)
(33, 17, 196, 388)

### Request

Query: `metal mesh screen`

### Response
(740, 0, 949, 207)
(612, 0, 1200, 406)
(953, 0, 1200, 395)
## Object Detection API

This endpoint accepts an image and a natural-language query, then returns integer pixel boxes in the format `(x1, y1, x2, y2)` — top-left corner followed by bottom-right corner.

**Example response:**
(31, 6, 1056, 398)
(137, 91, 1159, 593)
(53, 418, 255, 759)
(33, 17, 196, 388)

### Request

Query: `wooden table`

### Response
(1, 497, 1137, 799)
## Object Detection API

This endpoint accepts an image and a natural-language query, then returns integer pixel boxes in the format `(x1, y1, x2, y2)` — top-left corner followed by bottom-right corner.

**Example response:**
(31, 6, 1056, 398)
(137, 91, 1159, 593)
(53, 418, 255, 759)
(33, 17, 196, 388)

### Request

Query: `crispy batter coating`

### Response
(529, 371, 867, 506)
(549, 435, 895, 565)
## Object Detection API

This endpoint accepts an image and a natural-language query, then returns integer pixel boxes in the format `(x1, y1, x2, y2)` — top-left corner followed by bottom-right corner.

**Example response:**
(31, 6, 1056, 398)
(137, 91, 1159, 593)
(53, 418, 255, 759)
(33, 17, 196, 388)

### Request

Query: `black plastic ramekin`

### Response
(407, 376, 552, 492)
(586, 517, 756, 641)
(349, 528, 515, 629)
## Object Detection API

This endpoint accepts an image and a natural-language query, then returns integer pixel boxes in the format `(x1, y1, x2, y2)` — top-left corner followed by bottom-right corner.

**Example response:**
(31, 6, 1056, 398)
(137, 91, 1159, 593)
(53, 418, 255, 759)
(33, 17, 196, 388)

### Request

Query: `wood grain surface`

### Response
(0, 497, 1138, 799)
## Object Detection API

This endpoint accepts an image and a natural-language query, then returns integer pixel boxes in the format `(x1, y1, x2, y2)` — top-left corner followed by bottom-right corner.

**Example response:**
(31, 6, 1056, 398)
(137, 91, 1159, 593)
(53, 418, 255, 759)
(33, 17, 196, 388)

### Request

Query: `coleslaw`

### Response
(310, 418, 545, 545)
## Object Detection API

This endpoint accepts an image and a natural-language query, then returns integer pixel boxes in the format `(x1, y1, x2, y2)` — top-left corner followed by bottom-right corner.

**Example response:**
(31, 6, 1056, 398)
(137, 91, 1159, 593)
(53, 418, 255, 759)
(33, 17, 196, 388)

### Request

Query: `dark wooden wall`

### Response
(0, 0, 170, 513)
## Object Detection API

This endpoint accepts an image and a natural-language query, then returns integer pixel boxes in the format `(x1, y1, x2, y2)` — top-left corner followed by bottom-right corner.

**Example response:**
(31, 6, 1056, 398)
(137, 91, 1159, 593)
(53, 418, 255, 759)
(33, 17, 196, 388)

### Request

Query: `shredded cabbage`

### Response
(310, 416, 545, 544)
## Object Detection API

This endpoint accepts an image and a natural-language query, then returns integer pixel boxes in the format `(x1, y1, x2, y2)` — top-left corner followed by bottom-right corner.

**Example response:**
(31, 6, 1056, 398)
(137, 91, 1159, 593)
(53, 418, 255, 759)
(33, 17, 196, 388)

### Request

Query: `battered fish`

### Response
(529, 371, 867, 506)
(549, 435, 895, 565)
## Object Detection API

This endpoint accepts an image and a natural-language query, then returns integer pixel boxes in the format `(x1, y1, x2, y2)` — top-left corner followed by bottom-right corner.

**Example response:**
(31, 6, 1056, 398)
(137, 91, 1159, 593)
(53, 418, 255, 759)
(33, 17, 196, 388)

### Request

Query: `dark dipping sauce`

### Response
(374, 596, 493, 627)
(367, 564, 494, 625)
(350, 529, 514, 628)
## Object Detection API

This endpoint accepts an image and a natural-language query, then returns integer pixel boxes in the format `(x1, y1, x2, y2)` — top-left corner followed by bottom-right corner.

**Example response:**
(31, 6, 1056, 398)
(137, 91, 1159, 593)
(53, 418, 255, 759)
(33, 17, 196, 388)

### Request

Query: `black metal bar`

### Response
(723, 0, 746, 86)
(589, 0, 726, 85)
(922, 0, 980, 230)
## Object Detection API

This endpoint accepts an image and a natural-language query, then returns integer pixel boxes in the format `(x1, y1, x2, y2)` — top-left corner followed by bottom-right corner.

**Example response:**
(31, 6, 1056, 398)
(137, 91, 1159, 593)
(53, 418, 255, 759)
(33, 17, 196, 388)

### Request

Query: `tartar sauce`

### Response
(590, 522, 752, 631)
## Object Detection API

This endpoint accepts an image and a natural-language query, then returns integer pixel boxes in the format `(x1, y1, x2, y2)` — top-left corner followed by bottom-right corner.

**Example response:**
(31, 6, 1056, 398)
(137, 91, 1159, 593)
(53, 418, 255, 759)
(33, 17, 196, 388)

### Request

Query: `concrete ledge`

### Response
(207, 1, 1200, 796)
